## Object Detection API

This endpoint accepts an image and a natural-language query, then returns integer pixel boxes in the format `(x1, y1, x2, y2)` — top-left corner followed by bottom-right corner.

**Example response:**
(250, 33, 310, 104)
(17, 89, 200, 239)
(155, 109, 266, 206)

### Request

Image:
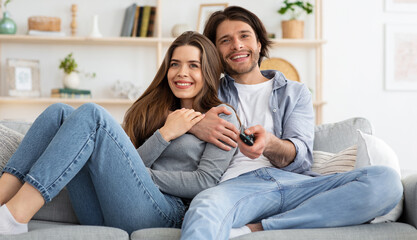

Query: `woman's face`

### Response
(167, 45, 203, 109)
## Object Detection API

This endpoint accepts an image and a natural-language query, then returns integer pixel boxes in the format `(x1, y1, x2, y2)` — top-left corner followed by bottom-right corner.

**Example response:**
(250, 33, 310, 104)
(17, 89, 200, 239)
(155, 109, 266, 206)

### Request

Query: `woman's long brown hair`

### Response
(123, 31, 224, 148)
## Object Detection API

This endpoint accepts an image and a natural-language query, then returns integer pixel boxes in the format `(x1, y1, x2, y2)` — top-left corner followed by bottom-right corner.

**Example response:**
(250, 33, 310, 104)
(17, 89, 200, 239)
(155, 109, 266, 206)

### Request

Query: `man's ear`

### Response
(258, 41, 261, 53)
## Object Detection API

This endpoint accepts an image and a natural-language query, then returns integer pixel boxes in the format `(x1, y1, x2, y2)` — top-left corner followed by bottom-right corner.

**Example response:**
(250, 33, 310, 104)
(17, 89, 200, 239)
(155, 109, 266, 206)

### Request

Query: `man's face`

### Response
(215, 20, 261, 77)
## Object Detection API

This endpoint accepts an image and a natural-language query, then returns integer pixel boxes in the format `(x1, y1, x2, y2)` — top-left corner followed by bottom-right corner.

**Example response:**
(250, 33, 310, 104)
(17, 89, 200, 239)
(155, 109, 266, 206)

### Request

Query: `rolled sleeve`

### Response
(280, 85, 314, 173)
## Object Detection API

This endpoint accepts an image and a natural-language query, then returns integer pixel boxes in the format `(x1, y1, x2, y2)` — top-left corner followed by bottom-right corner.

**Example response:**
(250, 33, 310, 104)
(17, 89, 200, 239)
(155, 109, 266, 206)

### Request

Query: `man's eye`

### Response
(220, 39, 230, 44)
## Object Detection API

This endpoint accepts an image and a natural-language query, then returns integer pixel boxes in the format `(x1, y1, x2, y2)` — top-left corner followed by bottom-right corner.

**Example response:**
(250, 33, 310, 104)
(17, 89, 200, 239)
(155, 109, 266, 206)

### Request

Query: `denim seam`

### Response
(262, 170, 367, 230)
(99, 124, 181, 225)
(2, 166, 26, 182)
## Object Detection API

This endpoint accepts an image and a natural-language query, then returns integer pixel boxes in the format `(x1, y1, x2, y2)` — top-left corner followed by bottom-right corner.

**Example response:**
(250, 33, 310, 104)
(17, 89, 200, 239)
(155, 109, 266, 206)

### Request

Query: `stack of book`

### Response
(51, 88, 92, 99)
(120, 4, 157, 37)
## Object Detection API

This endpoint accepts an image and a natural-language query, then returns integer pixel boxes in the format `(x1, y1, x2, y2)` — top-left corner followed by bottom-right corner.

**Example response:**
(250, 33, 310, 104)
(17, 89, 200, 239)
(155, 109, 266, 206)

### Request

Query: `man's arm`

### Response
(238, 126, 295, 168)
(189, 106, 239, 151)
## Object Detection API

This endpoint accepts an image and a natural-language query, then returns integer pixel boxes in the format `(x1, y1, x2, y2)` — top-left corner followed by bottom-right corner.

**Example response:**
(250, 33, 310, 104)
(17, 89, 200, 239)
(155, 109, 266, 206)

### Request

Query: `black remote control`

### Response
(240, 128, 254, 146)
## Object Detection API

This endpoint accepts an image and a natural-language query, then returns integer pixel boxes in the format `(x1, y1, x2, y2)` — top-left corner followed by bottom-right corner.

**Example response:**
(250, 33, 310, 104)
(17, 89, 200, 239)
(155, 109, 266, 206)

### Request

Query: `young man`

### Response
(182, 6, 403, 240)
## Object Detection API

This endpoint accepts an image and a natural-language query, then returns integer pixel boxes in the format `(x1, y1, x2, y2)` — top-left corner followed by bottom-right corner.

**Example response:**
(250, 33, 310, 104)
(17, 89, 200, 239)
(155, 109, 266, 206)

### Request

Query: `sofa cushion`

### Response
(0, 124, 24, 176)
(23, 220, 129, 240)
(130, 223, 417, 240)
(314, 118, 372, 153)
(311, 145, 357, 175)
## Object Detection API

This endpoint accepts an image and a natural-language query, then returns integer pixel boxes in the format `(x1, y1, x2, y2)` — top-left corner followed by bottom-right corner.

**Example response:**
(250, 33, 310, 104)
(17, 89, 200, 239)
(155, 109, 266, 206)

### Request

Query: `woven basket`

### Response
(260, 58, 300, 82)
(28, 16, 61, 31)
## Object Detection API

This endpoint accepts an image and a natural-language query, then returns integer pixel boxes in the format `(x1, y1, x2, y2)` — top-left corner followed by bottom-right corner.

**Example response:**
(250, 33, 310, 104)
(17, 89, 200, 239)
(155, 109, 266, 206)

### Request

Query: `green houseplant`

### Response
(59, 53, 80, 89)
(278, 0, 313, 39)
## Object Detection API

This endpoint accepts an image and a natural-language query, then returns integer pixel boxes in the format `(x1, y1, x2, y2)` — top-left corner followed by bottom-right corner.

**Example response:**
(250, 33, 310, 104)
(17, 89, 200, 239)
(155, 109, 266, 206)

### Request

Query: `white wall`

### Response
(2, 0, 416, 170)
(322, 0, 417, 171)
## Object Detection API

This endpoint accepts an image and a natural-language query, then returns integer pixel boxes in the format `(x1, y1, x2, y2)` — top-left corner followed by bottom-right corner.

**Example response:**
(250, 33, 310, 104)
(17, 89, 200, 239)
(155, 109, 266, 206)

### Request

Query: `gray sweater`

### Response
(137, 104, 239, 199)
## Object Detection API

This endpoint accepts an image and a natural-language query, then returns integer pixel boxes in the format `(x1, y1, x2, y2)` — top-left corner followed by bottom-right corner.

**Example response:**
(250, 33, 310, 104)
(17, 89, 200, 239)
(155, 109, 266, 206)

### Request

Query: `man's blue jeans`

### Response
(3, 103, 186, 234)
(181, 166, 403, 240)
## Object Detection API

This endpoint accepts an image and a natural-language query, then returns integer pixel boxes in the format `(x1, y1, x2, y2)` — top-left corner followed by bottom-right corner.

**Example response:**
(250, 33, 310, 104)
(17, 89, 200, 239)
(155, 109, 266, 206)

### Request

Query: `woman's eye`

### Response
(190, 64, 199, 68)
(170, 62, 178, 67)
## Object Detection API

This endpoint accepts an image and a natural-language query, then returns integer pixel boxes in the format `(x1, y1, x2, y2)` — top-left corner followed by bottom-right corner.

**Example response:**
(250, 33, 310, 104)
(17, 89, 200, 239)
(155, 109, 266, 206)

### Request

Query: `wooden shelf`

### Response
(0, 35, 161, 46)
(270, 39, 326, 48)
(0, 35, 325, 48)
(0, 97, 134, 105)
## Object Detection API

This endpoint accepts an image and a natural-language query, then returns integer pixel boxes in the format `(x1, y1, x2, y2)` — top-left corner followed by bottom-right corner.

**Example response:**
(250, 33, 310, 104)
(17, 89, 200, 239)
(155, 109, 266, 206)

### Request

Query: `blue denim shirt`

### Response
(218, 70, 315, 174)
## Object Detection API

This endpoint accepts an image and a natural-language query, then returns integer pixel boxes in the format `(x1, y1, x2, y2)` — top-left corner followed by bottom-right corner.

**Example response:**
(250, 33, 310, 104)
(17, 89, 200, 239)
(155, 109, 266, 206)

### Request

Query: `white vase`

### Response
(171, 24, 192, 37)
(63, 72, 80, 89)
(89, 14, 102, 38)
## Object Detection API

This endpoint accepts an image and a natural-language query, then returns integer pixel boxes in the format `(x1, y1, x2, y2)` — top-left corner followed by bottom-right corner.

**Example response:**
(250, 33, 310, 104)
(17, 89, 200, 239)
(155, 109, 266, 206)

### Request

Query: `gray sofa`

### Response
(1, 117, 417, 240)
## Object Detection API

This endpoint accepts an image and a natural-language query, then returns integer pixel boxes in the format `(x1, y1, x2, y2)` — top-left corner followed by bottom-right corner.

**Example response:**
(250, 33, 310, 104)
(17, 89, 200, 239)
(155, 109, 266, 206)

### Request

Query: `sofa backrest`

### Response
(313, 117, 373, 153)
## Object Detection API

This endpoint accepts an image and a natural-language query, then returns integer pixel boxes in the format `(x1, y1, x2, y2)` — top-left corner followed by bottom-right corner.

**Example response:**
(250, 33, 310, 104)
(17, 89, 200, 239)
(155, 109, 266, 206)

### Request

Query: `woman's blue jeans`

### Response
(3, 103, 185, 234)
(181, 166, 403, 240)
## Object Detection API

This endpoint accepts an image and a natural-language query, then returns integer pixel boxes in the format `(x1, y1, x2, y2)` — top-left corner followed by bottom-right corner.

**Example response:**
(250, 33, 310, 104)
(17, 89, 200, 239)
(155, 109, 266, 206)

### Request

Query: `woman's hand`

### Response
(159, 108, 205, 142)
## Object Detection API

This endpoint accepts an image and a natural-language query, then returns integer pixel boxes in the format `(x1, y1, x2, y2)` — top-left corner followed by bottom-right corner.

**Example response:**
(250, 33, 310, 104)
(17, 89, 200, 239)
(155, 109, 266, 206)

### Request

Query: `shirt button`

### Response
(273, 108, 277, 112)
(280, 131, 282, 135)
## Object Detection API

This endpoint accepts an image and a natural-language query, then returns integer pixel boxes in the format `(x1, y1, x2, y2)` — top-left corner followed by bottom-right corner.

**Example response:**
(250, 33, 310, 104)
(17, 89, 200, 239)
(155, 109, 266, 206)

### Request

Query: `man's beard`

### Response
(223, 50, 259, 77)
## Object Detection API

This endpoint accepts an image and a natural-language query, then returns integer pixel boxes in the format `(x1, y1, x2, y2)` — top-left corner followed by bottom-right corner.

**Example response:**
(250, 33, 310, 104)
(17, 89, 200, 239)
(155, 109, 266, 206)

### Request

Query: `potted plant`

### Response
(59, 53, 80, 89)
(278, 0, 313, 39)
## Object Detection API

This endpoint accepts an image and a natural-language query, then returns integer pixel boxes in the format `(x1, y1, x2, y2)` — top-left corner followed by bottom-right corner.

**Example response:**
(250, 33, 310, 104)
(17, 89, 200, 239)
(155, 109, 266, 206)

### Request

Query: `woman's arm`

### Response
(149, 105, 239, 199)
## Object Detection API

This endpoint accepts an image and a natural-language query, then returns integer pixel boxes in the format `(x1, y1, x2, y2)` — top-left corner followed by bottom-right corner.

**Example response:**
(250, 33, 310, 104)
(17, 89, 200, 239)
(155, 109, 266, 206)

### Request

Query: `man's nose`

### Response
(231, 38, 243, 50)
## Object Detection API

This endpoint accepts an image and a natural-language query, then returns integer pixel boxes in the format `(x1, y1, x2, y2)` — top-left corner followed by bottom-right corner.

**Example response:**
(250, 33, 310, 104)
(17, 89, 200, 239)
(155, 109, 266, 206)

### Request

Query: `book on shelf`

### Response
(51, 88, 92, 99)
(120, 3, 137, 37)
(121, 4, 156, 38)
(28, 30, 66, 37)
(139, 6, 151, 37)
(147, 7, 156, 37)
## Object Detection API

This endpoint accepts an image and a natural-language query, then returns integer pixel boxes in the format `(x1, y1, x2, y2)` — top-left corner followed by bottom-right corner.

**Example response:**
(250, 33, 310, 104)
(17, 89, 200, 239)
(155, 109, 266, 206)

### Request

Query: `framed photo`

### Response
(385, 24, 417, 91)
(197, 3, 228, 33)
(6, 59, 41, 97)
(385, 0, 417, 12)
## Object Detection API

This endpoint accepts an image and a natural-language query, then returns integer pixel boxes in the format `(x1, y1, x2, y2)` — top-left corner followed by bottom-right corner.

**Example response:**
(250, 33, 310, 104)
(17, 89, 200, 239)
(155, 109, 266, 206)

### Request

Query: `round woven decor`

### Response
(260, 58, 300, 82)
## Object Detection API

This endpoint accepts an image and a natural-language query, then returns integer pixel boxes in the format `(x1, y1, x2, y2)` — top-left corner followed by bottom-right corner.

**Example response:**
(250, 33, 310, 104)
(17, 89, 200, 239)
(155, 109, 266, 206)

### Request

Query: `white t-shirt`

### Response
(220, 80, 275, 182)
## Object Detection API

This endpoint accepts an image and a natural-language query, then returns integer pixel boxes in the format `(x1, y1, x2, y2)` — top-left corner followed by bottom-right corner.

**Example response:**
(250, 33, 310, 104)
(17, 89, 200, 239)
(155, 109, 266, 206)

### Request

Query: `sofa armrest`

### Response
(401, 173, 417, 228)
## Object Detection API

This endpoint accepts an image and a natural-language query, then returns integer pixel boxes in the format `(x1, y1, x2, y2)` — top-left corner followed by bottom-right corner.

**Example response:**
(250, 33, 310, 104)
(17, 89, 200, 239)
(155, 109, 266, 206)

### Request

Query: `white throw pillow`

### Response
(0, 124, 24, 176)
(354, 130, 403, 223)
(312, 145, 356, 175)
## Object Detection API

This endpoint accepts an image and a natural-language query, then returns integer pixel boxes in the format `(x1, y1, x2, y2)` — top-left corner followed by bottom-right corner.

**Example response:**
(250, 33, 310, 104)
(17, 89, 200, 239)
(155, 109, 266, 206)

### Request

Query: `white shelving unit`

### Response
(0, 0, 325, 124)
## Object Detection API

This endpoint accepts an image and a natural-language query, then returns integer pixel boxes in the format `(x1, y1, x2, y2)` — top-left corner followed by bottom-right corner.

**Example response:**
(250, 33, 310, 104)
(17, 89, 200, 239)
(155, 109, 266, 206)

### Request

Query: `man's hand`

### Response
(237, 125, 268, 159)
(238, 125, 296, 168)
(189, 106, 239, 151)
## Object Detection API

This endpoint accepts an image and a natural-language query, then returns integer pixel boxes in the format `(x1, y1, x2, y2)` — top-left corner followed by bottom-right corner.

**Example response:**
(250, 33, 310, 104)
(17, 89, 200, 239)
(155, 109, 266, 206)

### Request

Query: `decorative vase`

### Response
(281, 20, 304, 39)
(171, 24, 192, 37)
(0, 11, 17, 34)
(63, 72, 80, 89)
(89, 14, 102, 38)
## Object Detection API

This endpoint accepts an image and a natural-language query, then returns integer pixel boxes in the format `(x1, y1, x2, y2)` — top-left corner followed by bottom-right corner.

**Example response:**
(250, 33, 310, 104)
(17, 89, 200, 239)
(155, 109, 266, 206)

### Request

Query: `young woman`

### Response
(0, 31, 239, 235)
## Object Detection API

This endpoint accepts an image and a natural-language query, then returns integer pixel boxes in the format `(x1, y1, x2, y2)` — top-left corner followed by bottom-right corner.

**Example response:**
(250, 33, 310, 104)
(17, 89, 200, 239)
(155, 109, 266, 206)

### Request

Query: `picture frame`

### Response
(385, 24, 417, 91)
(6, 59, 41, 97)
(197, 3, 228, 33)
(385, 0, 417, 12)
